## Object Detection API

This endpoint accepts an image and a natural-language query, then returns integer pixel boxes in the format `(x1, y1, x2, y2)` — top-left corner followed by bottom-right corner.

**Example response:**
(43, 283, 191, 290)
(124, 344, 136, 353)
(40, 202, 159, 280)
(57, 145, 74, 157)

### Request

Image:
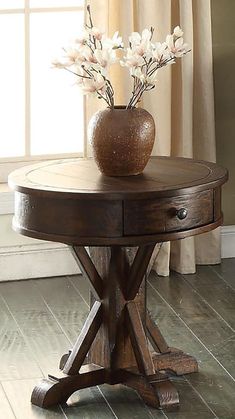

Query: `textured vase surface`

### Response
(88, 106, 155, 176)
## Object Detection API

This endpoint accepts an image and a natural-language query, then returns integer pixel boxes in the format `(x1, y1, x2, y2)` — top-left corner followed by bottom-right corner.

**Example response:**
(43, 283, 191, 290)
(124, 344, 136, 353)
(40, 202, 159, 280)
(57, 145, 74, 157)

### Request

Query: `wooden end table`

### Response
(9, 157, 227, 410)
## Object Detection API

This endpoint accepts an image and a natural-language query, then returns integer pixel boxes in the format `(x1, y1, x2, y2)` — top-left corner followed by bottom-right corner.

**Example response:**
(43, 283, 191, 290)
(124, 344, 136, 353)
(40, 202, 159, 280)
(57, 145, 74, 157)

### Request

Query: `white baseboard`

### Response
(0, 189, 14, 215)
(0, 188, 78, 281)
(221, 225, 235, 258)
(0, 223, 234, 282)
(0, 242, 80, 281)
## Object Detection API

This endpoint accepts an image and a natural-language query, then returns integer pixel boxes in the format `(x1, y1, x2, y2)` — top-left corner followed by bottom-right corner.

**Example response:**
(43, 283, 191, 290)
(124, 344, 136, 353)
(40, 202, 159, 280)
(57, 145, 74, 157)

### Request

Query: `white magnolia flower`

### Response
(53, 5, 190, 109)
(135, 41, 152, 57)
(89, 26, 104, 41)
(81, 45, 98, 63)
(63, 47, 84, 66)
(81, 73, 106, 94)
(121, 48, 145, 68)
(52, 59, 68, 69)
(129, 29, 153, 58)
(129, 29, 152, 46)
(146, 70, 158, 85)
(152, 42, 171, 62)
(132, 67, 158, 86)
(102, 31, 123, 49)
(166, 34, 188, 58)
(131, 67, 146, 83)
(142, 28, 153, 42)
(94, 48, 117, 67)
(173, 26, 184, 38)
(129, 31, 141, 46)
(74, 30, 89, 45)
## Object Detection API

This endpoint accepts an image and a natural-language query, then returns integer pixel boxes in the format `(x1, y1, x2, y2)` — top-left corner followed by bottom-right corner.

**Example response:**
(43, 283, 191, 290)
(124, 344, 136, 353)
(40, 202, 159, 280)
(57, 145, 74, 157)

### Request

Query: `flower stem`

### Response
(87, 5, 93, 29)
(65, 68, 90, 79)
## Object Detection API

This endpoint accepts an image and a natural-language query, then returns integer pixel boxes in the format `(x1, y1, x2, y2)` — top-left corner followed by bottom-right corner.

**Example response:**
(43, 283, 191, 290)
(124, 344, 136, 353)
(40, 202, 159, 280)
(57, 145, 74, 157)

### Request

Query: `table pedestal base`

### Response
(31, 246, 198, 410)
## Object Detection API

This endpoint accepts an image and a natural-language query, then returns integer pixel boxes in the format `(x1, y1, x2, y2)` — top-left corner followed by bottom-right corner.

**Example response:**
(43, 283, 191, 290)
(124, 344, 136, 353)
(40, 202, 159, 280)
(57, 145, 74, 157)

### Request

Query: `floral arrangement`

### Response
(53, 5, 189, 109)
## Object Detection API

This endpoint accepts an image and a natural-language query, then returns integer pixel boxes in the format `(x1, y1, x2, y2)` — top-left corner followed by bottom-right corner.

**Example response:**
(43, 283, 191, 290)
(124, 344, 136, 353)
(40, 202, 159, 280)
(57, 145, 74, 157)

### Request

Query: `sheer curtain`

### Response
(86, 0, 220, 275)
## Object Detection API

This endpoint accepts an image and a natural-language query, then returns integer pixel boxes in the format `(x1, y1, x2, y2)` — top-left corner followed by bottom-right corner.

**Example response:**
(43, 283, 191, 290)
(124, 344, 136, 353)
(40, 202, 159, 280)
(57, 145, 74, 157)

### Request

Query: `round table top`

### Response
(9, 156, 227, 200)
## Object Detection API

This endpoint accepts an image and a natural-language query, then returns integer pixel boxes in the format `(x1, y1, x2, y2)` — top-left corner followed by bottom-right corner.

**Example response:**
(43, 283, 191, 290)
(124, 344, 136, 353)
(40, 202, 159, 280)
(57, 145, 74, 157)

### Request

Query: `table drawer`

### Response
(124, 190, 214, 236)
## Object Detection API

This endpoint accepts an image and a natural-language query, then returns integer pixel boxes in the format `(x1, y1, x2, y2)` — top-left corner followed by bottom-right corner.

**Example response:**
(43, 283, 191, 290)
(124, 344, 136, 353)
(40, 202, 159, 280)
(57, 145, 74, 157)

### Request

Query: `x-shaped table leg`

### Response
(31, 245, 198, 409)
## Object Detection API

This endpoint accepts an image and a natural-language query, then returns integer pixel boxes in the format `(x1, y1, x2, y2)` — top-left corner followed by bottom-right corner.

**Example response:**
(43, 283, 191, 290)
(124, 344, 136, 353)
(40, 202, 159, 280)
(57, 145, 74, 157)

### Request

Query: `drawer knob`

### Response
(176, 208, 188, 220)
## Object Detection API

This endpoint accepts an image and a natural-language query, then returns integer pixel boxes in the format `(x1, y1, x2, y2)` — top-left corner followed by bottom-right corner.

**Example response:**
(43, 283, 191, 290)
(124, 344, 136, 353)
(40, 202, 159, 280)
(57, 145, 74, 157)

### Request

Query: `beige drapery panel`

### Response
(85, 0, 220, 276)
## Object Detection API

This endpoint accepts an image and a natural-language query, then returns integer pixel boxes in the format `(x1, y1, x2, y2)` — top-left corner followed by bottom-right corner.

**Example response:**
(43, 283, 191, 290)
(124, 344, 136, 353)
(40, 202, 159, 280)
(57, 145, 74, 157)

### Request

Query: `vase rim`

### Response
(108, 105, 137, 110)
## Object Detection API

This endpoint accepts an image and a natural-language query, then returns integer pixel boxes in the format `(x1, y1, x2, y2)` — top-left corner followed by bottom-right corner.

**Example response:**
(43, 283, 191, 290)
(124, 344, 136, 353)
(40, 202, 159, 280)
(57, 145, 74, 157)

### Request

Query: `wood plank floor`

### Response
(0, 258, 234, 419)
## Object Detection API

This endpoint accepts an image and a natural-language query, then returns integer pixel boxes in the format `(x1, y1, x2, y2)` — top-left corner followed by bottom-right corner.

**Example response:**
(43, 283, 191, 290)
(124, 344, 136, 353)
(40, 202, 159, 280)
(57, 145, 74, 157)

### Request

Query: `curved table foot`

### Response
(31, 377, 69, 408)
(31, 365, 106, 408)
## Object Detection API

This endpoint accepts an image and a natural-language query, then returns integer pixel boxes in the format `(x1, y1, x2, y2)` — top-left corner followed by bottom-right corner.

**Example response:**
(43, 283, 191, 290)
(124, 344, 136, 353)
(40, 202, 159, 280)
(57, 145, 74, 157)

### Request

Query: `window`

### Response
(0, 0, 85, 181)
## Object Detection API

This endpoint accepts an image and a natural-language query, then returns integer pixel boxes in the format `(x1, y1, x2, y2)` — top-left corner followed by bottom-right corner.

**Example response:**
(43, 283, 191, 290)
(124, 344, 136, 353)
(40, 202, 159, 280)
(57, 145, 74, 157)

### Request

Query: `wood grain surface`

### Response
(8, 157, 227, 245)
(9, 157, 227, 199)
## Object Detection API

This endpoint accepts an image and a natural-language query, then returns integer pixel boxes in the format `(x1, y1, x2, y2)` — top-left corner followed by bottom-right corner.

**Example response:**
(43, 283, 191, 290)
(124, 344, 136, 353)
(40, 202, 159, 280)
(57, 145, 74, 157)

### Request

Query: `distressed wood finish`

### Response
(8, 157, 228, 411)
(31, 364, 106, 408)
(9, 157, 227, 245)
(126, 244, 156, 300)
(124, 190, 214, 236)
(126, 301, 156, 376)
(70, 246, 103, 300)
(62, 301, 102, 375)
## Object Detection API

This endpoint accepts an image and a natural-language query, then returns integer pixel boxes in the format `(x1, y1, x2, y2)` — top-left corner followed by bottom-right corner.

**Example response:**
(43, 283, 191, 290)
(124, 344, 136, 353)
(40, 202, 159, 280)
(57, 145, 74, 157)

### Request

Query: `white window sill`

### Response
(0, 184, 14, 215)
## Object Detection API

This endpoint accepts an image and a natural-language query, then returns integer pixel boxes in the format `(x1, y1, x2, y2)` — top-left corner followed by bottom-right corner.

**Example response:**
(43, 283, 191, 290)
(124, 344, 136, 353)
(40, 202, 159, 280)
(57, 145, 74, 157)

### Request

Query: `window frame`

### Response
(0, 2, 86, 183)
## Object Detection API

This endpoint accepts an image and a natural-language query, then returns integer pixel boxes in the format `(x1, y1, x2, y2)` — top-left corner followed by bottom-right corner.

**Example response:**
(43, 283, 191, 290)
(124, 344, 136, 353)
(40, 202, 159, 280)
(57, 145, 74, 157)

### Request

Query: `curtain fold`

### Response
(86, 0, 220, 275)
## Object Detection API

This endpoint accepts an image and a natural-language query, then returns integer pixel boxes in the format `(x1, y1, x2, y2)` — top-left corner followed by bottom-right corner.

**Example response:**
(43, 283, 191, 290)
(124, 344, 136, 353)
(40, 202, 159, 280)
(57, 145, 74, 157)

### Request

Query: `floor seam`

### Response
(184, 376, 219, 419)
(97, 386, 120, 419)
(0, 382, 17, 419)
(32, 280, 74, 347)
(69, 276, 90, 308)
(209, 265, 235, 292)
(148, 280, 235, 383)
(181, 273, 235, 333)
(0, 293, 45, 380)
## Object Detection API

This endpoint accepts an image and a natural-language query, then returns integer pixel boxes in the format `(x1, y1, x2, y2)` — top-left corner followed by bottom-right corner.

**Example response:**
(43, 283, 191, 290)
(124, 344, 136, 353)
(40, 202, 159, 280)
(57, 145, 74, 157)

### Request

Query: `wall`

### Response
(0, 213, 78, 281)
(211, 0, 235, 225)
(0, 214, 36, 247)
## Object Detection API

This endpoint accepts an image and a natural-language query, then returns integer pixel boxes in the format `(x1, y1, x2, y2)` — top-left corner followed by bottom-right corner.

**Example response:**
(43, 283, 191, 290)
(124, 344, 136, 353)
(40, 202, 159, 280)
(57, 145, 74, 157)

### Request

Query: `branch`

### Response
(65, 67, 90, 79)
(86, 5, 93, 29)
